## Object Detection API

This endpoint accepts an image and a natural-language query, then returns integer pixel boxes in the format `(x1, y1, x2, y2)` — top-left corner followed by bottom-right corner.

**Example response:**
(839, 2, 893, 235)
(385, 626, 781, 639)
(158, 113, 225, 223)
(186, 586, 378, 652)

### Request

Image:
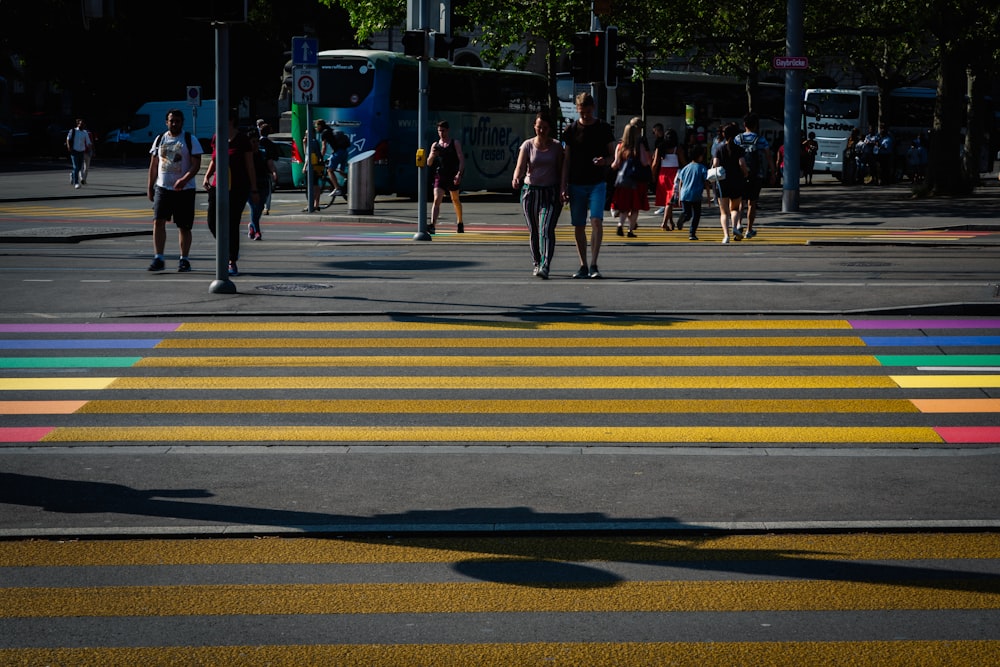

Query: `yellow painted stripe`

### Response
(1, 642, 998, 667)
(0, 400, 87, 414)
(135, 355, 881, 368)
(3, 580, 997, 618)
(157, 336, 867, 348)
(911, 398, 1000, 413)
(0, 378, 115, 391)
(893, 375, 1000, 388)
(76, 398, 920, 414)
(3, 533, 997, 567)
(178, 320, 854, 332)
(40, 425, 942, 444)
(107, 375, 901, 390)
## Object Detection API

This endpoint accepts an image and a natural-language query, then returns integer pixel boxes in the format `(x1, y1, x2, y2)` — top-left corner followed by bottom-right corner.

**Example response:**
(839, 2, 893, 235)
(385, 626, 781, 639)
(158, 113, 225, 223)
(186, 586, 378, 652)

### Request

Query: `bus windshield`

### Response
(317, 57, 376, 108)
(803, 91, 862, 120)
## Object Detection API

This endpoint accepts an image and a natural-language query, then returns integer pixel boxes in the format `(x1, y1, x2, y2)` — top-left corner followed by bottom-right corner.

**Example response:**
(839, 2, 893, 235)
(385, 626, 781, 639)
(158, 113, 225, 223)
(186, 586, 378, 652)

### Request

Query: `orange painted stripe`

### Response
(0, 400, 87, 415)
(911, 398, 1000, 413)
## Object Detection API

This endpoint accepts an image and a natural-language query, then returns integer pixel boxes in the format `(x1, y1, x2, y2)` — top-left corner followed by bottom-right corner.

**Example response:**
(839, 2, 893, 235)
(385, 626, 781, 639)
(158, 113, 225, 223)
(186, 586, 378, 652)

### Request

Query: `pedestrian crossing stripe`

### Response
(0, 357, 141, 368)
(131, 355, 884, 368)
(32, 425, 944, 444)
(155, 336, 869, 348)
(176, 320, 858, 331)
(5, 398, 998, 416)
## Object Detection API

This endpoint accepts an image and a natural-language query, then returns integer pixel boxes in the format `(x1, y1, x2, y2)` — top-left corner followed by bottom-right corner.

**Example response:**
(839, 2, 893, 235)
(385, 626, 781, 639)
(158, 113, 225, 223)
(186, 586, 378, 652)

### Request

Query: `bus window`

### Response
(430, 68, 475, 111)
(317, 57, 376, 108)
(805, 92, 862, 119)
(389, 62, 418, 110)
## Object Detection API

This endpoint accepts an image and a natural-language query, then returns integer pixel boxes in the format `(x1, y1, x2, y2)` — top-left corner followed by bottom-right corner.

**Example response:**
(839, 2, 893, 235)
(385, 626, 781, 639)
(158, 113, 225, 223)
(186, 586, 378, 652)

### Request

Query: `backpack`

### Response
(740, 132, 766, 179)
(152, 131, 193, 155)
(332, 130, 350, 151)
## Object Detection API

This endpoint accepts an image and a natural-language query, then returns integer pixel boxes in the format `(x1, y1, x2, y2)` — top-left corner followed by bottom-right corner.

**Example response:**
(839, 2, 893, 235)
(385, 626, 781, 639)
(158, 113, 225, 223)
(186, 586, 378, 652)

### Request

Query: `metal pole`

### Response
(413, 12, 431, 240)
(305, 104, 315, 213)
(209, 21, 236, 293)
(781, 0, 803, 212)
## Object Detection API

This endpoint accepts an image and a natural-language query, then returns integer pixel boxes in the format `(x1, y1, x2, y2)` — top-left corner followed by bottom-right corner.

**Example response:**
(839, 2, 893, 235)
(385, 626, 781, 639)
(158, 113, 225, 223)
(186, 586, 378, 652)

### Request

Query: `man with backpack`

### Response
(734, 113, 773, 239)
(146, 109, 202, 272)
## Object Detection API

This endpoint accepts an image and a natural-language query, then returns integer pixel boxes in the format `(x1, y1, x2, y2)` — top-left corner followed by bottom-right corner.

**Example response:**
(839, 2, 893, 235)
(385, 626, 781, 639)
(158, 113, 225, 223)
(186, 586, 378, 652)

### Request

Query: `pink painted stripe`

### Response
(934, 426, 1000, 444)
(0, 323, 181, 333)
(850, 319, 1000, 330)
(0, 427, 54, 442)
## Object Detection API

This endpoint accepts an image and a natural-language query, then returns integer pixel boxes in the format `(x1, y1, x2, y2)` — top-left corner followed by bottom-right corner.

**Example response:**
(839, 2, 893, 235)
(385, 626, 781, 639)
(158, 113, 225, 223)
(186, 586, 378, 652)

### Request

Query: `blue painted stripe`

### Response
(862, 336, 1000, 347)
(0, 339, 161, 350)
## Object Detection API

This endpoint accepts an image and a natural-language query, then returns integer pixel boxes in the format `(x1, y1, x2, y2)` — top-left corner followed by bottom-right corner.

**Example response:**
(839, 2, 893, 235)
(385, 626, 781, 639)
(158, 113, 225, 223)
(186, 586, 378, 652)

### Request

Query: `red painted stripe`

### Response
(0, 427, 54, 442)
(934, 427, 1000, 444)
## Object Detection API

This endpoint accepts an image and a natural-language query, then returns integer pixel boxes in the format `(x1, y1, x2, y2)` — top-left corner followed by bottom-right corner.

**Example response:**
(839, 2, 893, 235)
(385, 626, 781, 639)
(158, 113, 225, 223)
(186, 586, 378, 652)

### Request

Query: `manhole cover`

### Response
(838, 262, 892, 267)
(254, 283, 335, 292)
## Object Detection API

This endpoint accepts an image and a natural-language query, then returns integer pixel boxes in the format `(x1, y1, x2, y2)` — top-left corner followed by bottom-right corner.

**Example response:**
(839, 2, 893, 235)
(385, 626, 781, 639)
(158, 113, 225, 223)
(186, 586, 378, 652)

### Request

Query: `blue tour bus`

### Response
(289, 50, 548, 197)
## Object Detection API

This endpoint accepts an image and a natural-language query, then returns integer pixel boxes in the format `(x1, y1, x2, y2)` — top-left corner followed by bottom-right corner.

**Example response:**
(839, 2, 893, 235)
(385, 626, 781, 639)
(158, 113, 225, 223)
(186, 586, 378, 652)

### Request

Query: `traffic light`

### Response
(402, 30, 428, 58)
(589, 30, 606, 83)
(433, 33, 470, 61)
(571, 31, 605, 83)
(604, 26, 618, 88)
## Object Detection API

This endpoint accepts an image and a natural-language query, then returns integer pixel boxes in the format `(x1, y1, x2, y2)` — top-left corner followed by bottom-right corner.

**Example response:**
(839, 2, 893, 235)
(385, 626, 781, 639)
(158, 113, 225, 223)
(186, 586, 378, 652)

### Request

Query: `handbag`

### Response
(615, 157, 638, 188)
(706, 166, 726, 183)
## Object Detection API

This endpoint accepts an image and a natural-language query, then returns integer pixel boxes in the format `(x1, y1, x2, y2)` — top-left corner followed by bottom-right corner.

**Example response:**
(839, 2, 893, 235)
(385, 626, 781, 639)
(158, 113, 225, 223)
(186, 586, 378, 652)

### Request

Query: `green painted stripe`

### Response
(0, 357, 140, 368)
(878, 355, 1000, 367)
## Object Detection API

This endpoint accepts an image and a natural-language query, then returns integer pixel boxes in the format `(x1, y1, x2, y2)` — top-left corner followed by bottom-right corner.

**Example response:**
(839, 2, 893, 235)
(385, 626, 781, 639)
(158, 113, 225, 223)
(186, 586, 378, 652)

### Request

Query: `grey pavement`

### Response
(0, 158, 998, 539)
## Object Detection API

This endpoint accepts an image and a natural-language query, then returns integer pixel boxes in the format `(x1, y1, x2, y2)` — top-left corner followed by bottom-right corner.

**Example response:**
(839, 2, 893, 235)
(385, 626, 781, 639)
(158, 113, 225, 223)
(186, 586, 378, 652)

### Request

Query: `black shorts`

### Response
(152, 187, 196, 230)
(743, 177, 763, 201)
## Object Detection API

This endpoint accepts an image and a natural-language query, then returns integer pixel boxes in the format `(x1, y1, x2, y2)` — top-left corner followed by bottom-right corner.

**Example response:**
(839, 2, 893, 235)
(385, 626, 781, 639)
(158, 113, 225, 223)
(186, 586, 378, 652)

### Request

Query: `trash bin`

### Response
(347, 149, 376, 215)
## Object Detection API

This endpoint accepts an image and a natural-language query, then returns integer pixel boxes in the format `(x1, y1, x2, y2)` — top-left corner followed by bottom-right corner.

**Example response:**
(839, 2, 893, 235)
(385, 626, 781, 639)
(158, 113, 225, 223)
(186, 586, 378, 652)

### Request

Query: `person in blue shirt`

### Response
(673, 144, 712, 241)
(734, 113, 773, 239)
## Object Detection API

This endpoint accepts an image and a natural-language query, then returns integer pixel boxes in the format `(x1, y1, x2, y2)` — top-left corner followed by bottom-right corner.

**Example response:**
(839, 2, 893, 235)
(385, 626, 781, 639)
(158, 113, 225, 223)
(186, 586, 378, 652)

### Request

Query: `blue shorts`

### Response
(569, 182, 606, 226)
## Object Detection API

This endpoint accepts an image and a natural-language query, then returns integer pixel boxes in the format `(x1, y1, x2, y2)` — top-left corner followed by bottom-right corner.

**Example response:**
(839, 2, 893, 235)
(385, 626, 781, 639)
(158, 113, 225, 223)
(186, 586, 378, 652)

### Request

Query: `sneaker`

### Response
(654, 207, 665, 215)
(616, 226, 624, 237)
(626, 230, 637, 238)
(688, 234, 698, 240)
(427, 223, 436, 235)
(588, 265, 602, 279)
(254, 232, 262, 241)
(722, 235, 730, 244)
(571, 265, 589, 279)
(537, 266, 549, 279)
(178, 258, 191, 273)
(228, 261, 239, 276)
(745, 228, 757, 239)
(457, 222, 464, 233)
(147, 258, 165, 272)
(74, 184, 81, 189)
(532, 264, 540, 276)
(247, 224, 256, 239)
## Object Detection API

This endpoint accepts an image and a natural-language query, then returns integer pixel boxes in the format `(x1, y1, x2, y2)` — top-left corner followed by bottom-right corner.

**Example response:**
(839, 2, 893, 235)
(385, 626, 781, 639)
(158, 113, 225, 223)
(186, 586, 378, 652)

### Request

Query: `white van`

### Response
(105, 100, 217, 150)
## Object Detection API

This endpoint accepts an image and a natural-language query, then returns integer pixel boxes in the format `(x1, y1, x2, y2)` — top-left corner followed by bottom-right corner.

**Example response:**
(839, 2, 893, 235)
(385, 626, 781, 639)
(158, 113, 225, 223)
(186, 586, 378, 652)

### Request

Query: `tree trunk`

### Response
(927, 48, 971, 196)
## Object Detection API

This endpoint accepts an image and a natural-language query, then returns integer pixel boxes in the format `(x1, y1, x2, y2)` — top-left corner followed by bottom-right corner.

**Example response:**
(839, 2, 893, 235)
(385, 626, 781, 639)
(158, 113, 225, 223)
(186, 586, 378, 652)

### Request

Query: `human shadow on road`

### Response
(2, 471, 997, 595)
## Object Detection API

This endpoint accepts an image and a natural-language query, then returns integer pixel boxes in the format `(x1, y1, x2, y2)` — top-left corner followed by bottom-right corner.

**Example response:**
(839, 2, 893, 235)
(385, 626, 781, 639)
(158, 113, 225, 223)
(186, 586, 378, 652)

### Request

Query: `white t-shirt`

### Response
(151, 132, 203, 190)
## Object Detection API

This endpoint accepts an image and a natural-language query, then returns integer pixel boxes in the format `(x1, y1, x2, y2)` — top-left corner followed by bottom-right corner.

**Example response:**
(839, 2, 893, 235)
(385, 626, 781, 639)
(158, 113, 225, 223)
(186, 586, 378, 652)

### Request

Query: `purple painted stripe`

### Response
(849, 319, 1000, 330)
(0, 323, 180, 333)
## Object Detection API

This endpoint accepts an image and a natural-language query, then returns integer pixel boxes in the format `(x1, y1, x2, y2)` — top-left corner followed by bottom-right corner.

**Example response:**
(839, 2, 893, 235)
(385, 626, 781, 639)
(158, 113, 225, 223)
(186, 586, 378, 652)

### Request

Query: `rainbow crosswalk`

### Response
(0, 317, 998, 448)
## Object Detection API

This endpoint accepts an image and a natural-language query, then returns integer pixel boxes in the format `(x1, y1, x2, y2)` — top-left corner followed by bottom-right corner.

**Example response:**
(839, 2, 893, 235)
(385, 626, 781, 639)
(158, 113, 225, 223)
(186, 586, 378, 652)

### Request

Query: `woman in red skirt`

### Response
(653, 128, 686, 230)
(610, 119, 651, 238)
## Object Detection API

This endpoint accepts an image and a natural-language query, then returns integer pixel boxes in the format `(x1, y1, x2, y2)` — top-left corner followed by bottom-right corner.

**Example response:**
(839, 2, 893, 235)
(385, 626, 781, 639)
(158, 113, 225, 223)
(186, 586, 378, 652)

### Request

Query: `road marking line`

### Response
(864, 336, 1000, 346)
(157, 336, 868, 348)
(38, 425, 942, 444)
(134, 355, 882, 368)
(74, 398, 920, 414)
(106, 376, 903, 390)
(0, 357, 140, 368)
(0, 427, 54, 442)
(851, 319, 1000, 329)
(2, 642, 999, 666)
(911, 399, 1000, 413)
(0, 401, 87, 414)
(935, 427, 1000, 444)
(877, 355, 1000, 367)
(0, 378, 116, 391)
(891, 375, 1000, 388)
(177, 320, 855, 332)
(2, 579, 996, 617)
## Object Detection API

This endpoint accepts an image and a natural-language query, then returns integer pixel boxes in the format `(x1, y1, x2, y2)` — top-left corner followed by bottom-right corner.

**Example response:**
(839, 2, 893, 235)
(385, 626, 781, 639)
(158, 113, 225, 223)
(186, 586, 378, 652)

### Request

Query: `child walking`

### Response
(673, 144, 711, 240)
